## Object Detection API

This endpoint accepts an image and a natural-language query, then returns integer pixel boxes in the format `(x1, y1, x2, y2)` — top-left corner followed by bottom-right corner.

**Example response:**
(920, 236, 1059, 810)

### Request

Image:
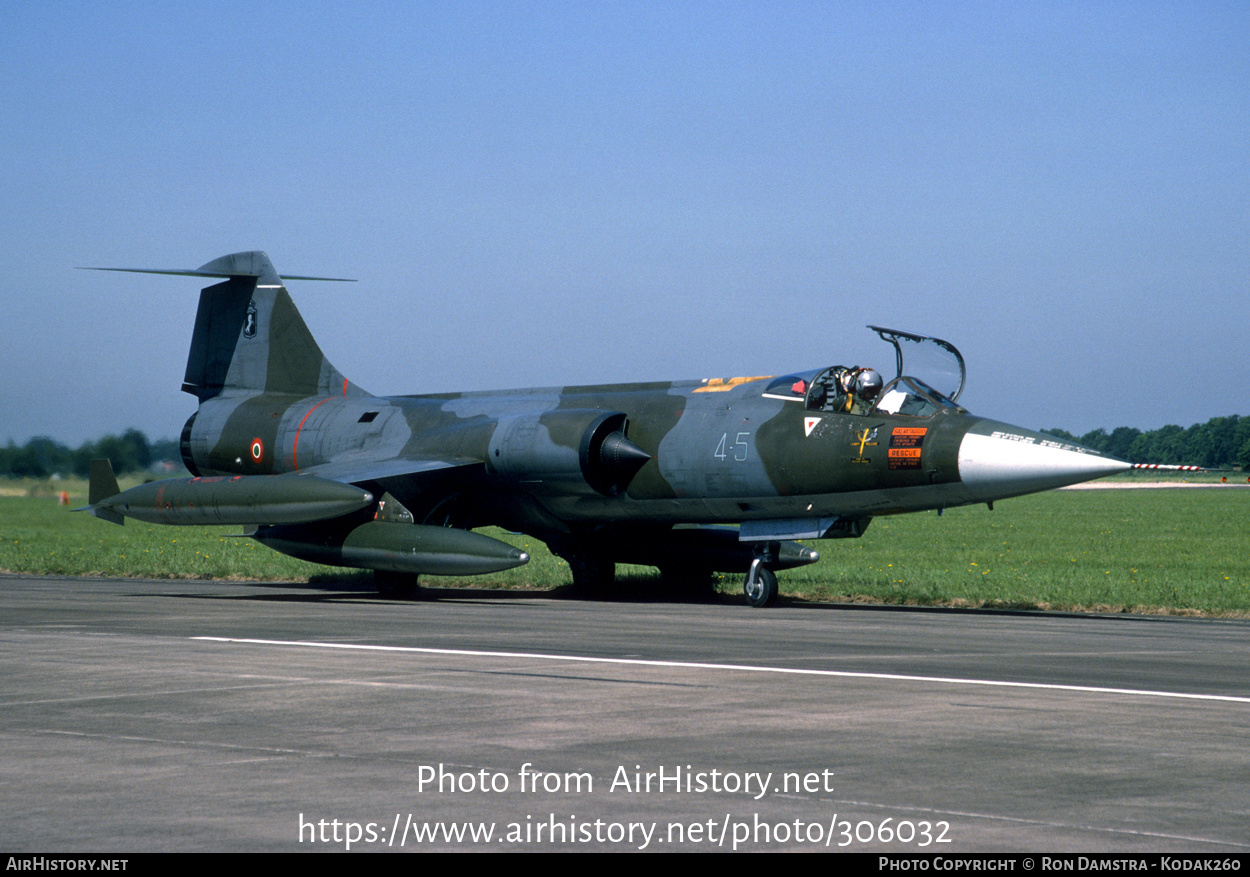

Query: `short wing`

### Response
(294, 456, 482, 485)
(291, 456, 487, 507)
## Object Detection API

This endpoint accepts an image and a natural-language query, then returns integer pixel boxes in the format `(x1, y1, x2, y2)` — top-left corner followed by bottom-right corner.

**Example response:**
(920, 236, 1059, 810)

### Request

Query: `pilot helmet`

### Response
(855, 369, 884, 401)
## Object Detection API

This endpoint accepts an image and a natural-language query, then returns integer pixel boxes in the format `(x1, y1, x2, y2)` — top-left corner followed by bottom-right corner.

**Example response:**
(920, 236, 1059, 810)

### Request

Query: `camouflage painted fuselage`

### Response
(185, 375, 988, 536)
(88, 251, 1127, 602)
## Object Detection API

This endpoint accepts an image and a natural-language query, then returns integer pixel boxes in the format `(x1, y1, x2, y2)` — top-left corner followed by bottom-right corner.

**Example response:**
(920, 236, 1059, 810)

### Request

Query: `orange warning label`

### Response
(888, 445, 922, 470)
(889, 427, 927, 452)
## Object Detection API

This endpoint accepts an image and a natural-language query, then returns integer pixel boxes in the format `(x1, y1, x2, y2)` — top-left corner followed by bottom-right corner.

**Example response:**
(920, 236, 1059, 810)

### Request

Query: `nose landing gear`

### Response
(743, 557, 779, 607)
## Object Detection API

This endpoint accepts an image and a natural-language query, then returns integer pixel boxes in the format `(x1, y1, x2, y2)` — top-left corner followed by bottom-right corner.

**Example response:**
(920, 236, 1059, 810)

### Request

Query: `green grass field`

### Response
(1, 477, 1246, 615)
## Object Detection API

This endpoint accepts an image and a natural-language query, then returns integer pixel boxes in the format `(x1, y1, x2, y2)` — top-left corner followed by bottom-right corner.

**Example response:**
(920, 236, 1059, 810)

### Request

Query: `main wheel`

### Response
(375, 570, 420, 600)
(659, 565, 719, 597)
(566, 554, 615, 593)
(743, 561, 778, 608)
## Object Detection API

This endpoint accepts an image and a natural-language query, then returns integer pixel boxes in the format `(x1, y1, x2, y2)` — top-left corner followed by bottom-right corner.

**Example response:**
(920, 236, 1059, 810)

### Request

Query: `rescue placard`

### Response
(888, 427, 926, 469)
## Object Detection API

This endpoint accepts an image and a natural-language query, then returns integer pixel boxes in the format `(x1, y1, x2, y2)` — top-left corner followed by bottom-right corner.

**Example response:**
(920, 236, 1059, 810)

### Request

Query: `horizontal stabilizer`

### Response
(77, 267, 355, 282)
(81, 250, 353, 282)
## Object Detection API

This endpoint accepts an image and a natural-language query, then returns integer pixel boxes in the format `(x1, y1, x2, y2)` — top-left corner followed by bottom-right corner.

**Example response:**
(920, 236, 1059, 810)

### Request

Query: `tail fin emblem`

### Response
(244, 300, 258, 338)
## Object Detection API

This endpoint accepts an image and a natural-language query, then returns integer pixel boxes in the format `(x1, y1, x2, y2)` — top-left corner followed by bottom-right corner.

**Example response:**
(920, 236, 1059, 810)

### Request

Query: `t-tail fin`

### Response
(82, 251, 363, 400)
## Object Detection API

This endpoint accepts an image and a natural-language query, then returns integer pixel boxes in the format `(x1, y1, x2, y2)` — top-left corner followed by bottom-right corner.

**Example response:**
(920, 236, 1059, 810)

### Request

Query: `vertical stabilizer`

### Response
(86, 459, 124, 525)
(181, 251, 364, 400)
(79, 251, 364, 401)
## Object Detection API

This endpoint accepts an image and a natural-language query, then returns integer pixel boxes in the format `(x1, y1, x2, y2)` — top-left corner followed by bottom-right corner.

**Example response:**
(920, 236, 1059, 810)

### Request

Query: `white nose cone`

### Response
(958, 424, 1130, 501)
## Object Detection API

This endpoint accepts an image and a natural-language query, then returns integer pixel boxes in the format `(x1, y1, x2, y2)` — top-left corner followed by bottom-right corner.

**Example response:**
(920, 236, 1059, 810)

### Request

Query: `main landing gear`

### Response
(375, 570, 420, 600)
(568, 554, 615, 592)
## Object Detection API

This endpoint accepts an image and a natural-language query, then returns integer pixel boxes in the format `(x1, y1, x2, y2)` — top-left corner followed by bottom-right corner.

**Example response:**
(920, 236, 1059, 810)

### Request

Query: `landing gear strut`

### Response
(743, 558, 778, 608)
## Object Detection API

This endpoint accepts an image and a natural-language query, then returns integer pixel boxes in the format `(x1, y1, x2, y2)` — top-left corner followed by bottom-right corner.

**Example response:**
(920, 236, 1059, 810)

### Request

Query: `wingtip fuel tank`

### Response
(253, 520, 531, 576)
(84, 462, 375, 527)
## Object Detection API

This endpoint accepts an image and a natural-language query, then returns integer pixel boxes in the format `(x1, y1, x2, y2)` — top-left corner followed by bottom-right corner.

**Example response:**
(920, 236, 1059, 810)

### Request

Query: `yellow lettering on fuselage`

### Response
(692, 376, 773, 393)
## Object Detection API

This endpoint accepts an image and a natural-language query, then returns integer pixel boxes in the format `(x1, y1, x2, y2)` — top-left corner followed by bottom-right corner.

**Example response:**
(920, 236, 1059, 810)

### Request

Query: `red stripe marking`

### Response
(292, 397, 332, 470)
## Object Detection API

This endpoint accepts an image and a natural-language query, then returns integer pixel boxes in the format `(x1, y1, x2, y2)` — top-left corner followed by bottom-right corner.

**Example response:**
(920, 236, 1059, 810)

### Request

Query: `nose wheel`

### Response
(743, 558, 778, 607)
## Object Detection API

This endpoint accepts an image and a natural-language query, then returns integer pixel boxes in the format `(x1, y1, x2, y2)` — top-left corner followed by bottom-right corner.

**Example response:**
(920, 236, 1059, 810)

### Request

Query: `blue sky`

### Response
(2, 2, 1246, 445)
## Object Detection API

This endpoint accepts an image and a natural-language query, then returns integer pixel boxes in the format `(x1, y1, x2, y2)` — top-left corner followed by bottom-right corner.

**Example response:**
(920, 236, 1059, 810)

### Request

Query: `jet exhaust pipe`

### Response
(253, 520, 530, 576)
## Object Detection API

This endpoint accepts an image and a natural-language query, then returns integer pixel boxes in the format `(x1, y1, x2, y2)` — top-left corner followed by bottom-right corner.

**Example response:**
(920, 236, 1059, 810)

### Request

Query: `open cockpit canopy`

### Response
(868, 326, 965, 402)
(761, 326, 968, 418)
(868, 326, 966, 417)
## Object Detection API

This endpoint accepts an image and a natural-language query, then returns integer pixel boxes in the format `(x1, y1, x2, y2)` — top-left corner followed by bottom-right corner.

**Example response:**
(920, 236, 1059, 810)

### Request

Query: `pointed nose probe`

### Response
(957, 423, 1130, 501)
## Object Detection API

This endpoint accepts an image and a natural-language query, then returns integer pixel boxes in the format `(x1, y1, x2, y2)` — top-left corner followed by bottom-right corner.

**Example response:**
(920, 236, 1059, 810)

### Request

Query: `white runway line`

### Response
(194, 637, 1250, 705)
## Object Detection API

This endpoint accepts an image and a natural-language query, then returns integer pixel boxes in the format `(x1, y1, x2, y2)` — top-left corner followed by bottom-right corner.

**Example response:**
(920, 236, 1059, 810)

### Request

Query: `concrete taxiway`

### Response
(1, 574, 1246, 852)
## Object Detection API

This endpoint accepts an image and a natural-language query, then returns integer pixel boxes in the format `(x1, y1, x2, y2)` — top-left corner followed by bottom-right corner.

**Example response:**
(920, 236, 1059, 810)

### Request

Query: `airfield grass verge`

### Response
(1, 478, 1245, 615)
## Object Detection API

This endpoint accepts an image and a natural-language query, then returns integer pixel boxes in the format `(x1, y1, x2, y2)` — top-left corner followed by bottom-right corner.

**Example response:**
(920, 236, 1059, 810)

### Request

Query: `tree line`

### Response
(1044, 415, 1249, 469)
(0, 430, 181, 479)
(1, 415, 1248, 479)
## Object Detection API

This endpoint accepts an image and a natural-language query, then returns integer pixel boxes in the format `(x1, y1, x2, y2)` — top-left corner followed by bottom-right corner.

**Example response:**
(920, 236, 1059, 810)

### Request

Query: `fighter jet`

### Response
(82, 251, 1128, 606)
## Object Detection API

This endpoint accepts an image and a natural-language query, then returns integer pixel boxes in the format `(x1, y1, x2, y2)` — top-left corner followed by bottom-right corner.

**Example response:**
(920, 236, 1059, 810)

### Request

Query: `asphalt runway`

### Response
(1, 574, 1246, 852)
